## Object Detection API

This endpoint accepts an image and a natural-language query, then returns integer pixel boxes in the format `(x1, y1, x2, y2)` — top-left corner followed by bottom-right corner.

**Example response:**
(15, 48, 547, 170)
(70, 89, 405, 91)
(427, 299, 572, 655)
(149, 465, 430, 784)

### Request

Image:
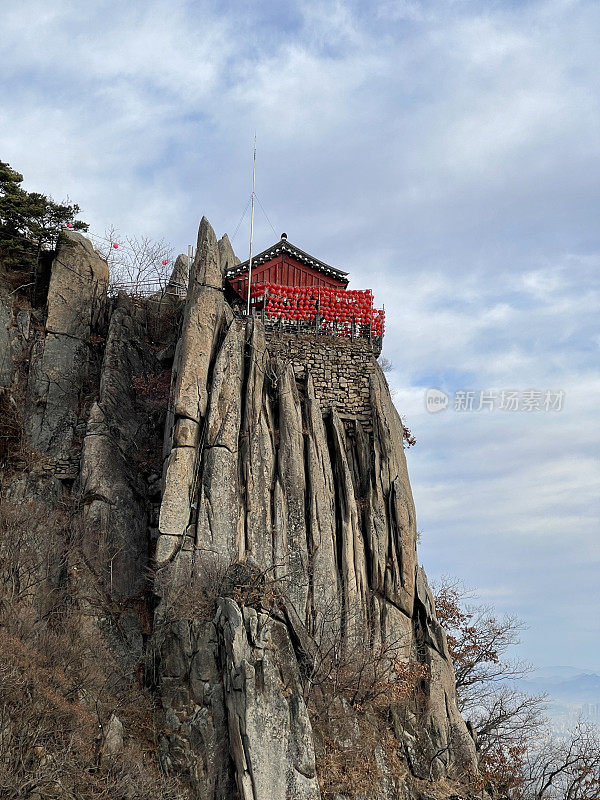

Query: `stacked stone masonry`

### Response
(265, 332, 377, 419)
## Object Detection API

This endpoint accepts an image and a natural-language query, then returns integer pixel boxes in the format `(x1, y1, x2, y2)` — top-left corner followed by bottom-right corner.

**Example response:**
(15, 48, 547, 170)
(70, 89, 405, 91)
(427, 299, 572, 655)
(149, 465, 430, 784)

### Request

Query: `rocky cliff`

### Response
(0, 220, 479, 800)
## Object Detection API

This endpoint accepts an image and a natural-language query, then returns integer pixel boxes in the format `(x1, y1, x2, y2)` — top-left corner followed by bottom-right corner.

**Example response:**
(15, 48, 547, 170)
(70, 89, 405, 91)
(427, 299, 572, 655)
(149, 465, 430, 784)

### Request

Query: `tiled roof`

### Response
(225, 236, 349, 282)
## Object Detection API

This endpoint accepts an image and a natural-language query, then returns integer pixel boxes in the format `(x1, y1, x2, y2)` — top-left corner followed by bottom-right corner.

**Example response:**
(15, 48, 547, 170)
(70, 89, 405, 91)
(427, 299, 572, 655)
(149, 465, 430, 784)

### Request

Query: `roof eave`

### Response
(225, 239, 348, 281)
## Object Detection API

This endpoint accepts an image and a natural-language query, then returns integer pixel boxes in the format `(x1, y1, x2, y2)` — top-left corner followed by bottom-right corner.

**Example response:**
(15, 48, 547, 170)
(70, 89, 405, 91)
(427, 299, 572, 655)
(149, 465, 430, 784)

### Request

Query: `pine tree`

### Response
(0, 160, 88, 273)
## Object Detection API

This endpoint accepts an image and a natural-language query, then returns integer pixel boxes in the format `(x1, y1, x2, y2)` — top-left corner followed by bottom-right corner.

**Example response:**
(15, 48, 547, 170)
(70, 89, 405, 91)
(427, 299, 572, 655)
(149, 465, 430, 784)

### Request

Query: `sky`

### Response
(1, 0, 598, 670)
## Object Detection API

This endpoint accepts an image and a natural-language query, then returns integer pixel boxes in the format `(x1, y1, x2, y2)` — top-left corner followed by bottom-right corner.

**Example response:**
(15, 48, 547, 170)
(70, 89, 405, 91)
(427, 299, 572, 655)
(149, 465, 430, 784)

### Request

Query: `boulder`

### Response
(45, 231, 108, 337)
(168, 253, 190, 293)
(100, 714, 124, 764)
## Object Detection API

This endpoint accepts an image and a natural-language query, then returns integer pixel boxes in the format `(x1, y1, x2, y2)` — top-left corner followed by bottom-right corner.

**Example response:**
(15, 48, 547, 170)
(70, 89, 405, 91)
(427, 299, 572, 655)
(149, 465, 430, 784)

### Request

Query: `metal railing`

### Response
(107, 280, 187, 298)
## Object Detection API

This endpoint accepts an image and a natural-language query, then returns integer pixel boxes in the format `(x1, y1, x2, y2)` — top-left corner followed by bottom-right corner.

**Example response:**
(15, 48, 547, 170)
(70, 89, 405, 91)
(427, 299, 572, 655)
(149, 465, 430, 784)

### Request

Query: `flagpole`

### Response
(246, 134, 257, 316)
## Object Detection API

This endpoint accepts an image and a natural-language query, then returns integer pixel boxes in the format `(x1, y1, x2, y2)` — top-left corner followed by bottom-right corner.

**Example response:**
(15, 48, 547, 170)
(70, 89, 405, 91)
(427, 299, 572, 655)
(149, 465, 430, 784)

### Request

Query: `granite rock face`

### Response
(217, 233, 240, 273)
(156, 598, 321, 800)
(79, 298, 158, 599)
(0, 283, 34, 392)
(154, 217, 477, 798)
(0, 290, 13, 388)
(217, 598, 321, 800)
(4, 222, 478, 799)
(158, 218, 229, 562)
(169, 253, 190, 291)
(25, 231, 108, 459)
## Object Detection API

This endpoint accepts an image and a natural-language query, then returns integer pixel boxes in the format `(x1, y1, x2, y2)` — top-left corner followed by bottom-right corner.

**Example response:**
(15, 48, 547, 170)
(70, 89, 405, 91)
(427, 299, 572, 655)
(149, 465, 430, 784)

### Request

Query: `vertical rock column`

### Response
(194, 320, 246, 562)
(240, 321, 277, 570)
(25, 231, 108, 459)
(273, 363, 310, 619)
(217, 598, 321, 800)
(303, 375, 340, 637)
(157, 218, 229, 570)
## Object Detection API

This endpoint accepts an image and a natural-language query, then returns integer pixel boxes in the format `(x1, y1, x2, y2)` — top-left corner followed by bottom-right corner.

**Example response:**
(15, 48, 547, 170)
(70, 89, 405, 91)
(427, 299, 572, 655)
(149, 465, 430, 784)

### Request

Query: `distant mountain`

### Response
(521, 667, 600, 702)
(531, 665, 594, 681)
(517, 666, 600, 733)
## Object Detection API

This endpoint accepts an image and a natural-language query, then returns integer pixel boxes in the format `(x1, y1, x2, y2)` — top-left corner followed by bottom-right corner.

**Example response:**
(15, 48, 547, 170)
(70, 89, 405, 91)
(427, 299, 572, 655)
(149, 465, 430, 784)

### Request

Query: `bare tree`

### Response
(433, 579, 600, 799)
(96, 226, 174, 296)
(522, 721, 600, 800)
(434, 577, 531, 712)
(473, 686, 547, 757)
(433, 578, 547, 795)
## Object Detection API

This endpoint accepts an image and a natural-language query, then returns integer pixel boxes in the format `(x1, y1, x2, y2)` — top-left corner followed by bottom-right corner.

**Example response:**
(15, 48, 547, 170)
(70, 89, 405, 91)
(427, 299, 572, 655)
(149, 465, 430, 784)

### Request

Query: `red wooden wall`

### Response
(228, 254, 347, 299)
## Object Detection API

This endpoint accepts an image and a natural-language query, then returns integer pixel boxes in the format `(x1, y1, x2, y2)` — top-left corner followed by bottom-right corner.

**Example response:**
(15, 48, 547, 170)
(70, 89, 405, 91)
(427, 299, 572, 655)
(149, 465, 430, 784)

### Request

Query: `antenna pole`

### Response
(246, 134, 257, 316)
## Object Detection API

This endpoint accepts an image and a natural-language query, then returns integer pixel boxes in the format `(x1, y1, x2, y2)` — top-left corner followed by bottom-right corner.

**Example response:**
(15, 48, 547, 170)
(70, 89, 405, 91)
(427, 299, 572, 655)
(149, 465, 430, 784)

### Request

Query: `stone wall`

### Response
(265, 332, 377, 418)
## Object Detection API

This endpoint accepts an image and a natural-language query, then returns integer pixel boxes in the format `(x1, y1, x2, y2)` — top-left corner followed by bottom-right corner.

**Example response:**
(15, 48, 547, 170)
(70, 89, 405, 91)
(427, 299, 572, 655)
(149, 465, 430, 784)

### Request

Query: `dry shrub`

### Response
(313, 699, 409, 800)
(148, 302, 181, 345)
(0, 498, 70, 614)
(305, 619, 429, 712)
(0, 345, 45, 477)
(156, 556, 281, 628)
(0, 268, 39, 302)
(132, 369, 172, 411)
(306, 615, 430, 799)
(473, 743, 527, 796)
(0, 497, 180, 799)
(316, 715, 380, 798)
(0, 390, 29, 473)
(0, 392, 20, 465)
(402, 420, 417, 449)
(154, 552, 229, 628)
(129, 369, 172, 475)
(228, 562, 280, 612)
(129, 435, 164, 476)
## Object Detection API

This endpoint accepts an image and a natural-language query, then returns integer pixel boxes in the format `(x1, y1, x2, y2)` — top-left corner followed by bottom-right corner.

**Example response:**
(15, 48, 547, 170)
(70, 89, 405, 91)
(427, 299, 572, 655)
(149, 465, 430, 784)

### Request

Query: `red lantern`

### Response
(112, 243, 119, 249)
(162, 259, 168, 265)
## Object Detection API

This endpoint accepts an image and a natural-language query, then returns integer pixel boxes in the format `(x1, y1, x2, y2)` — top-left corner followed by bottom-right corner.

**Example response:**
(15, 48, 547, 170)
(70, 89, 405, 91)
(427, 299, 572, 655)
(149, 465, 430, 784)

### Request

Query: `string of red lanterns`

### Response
(248, 282, 385, 338)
